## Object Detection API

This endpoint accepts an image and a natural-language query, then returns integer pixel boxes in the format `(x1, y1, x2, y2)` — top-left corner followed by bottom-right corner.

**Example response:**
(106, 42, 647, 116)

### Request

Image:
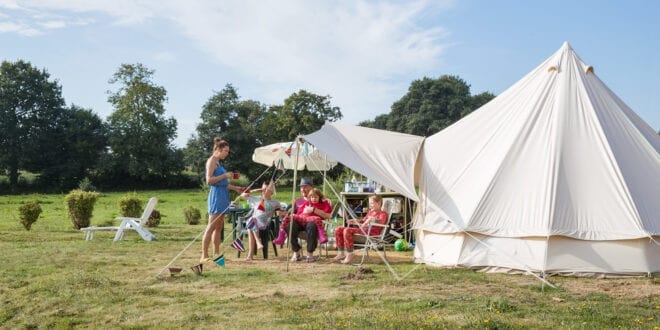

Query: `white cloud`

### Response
(1, 0, 155, 24)
(154, 51, 176, 62)
(4, 0, 454, 130)
(158, 0, 452, 122)
(0, 2, 95, 34)
(38, 20, 66, 29)
(0, 21, 40, 36)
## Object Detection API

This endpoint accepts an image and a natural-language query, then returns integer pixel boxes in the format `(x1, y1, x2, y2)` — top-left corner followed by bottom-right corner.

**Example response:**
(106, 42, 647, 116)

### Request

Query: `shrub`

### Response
(78, 177, 97, 192)
(183, 206, 201, 225)
(65, 190, 99, 229)
(19, 200, 42, 230)
(145, 209, 161, 227)
(117, 193, 143, 217)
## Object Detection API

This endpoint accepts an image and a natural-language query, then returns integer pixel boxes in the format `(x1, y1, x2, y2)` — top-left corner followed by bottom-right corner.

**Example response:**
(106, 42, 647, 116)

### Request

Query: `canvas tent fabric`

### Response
(303, 123, 425, 202)
(303, 42, 659, 276)
(415, 42, 659, 276)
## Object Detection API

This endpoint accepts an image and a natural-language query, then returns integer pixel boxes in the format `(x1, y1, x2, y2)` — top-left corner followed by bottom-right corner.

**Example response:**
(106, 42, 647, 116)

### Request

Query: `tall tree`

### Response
(260, 90, 343, 142)
(360, 75, 494, 136)
(105, 63, 180, 181)
(185, 86, 343, 181)
(0, 60, 66, 188)
(53, 105, 107, 186)
(185, 84, 268, 179)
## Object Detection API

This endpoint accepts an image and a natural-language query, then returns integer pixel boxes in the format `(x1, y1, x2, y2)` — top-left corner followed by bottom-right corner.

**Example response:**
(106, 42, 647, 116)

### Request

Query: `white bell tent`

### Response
(304, 42, 659, 276)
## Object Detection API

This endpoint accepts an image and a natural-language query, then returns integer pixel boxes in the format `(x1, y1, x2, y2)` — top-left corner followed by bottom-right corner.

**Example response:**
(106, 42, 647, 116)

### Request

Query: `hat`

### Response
(299, 177, 313, 186)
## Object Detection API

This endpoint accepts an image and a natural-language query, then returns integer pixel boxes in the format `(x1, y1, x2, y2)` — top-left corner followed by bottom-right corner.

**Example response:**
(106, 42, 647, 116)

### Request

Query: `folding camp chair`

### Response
(319, 204, 341, 256)
(295, 201, 338, 259)
(352, 200, 400, 264)
(80, 197, 157, 241)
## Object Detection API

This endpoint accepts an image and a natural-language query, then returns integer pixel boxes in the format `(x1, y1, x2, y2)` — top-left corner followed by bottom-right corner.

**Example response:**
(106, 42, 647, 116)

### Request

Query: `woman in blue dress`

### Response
(201, 138, 244, 262)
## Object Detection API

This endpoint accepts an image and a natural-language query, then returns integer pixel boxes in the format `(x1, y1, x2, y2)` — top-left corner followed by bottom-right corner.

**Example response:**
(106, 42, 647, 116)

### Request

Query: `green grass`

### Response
(1, 190, 658, 329)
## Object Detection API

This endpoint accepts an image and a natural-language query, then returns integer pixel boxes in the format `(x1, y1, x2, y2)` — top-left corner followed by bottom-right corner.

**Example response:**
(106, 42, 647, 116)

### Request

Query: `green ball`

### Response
(394, 239, 408, 251)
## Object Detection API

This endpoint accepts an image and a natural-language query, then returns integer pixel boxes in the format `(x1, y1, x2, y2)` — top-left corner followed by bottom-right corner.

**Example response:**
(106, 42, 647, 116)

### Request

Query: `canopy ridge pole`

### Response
(285, 138, 303, 272)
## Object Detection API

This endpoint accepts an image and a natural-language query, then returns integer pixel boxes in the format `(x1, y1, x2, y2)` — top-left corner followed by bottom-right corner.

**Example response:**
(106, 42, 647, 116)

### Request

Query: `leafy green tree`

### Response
(260, 90, 343, 142)
(254, 90, 343, 183)
(360, 75, 494, 136)
(105, 63, 181, 181)
(185, 86, 343, 182)
(185, 84, 240, 174)
(185, 84, 268, 179)
(51, 105, 107, 186)
(0, 60, 66, 189)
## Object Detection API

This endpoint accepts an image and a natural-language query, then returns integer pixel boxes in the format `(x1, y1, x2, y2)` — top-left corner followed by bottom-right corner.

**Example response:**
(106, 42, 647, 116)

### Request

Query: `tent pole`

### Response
(286, 138, 302, 272)
(323, 154, 327, 196)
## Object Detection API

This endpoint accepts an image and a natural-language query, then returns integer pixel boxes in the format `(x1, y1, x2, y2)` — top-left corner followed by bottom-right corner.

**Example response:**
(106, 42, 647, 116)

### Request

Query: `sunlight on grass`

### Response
(0, 190, 658, 328)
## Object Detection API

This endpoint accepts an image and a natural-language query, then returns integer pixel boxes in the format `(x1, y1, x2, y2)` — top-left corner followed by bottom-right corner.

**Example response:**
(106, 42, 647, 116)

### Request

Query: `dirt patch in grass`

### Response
(560, 278, 659, 299)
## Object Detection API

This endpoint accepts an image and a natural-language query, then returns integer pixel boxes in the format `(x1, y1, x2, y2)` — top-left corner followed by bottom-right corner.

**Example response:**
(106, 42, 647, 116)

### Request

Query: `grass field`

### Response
(1, 189, 658, 329)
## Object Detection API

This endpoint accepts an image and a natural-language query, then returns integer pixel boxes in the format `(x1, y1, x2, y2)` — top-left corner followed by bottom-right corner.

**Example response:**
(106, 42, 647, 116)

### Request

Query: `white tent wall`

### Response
(303, 42, 659, 277)
(415, 42, 659, 276)
(416, 232, 659, 275)
(544, 237, 659, 275)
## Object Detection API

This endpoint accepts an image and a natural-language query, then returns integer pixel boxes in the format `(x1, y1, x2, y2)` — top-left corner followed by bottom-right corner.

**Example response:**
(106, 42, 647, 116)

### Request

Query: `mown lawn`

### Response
(1, 190, 658, 329)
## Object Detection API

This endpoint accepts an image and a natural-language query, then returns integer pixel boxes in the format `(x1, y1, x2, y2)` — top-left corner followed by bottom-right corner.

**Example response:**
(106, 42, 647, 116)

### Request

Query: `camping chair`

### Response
(81, 197, 157, 241)
(352, 200, 399, 265)
(319, 204, 341, 257)
(236, 207, 281, 259)
(295, 201, 338, 259)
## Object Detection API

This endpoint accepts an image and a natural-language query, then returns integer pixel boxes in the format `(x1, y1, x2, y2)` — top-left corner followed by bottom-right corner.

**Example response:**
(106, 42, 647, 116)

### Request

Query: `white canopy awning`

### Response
(303, 123, 425, 201)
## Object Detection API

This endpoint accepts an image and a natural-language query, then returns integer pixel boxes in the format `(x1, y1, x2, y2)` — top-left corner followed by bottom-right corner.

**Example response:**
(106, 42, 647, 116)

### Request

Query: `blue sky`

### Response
(1, 0, 658, 147)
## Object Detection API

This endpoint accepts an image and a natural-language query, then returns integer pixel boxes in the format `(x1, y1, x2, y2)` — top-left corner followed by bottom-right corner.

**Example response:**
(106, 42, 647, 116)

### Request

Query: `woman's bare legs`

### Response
(212, 214, 225, 256)
(201, 213, 224, 262)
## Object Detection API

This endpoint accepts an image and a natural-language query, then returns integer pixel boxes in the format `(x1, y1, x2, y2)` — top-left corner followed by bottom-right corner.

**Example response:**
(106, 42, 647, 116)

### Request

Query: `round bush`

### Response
(117, 194, 143, 217)
(184, 206, 201, 225)
(65, 190, 99, 229)
(145, 209, 161, 227)
(19, 200, 42, 231)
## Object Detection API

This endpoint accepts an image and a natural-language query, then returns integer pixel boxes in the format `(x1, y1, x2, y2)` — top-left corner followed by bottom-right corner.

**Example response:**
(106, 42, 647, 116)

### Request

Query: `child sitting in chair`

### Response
(333, 194, 388, 264)
(273, 188, 332, 245)
(240, 181, 281, 260)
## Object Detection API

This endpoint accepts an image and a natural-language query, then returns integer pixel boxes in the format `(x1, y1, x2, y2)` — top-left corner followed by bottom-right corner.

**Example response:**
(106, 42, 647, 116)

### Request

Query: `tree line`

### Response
(0, 59, 493, 193)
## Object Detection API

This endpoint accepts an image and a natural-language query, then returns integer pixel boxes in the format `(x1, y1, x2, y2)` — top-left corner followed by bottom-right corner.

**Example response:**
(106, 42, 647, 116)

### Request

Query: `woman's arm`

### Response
(205, 157, 229, 185)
